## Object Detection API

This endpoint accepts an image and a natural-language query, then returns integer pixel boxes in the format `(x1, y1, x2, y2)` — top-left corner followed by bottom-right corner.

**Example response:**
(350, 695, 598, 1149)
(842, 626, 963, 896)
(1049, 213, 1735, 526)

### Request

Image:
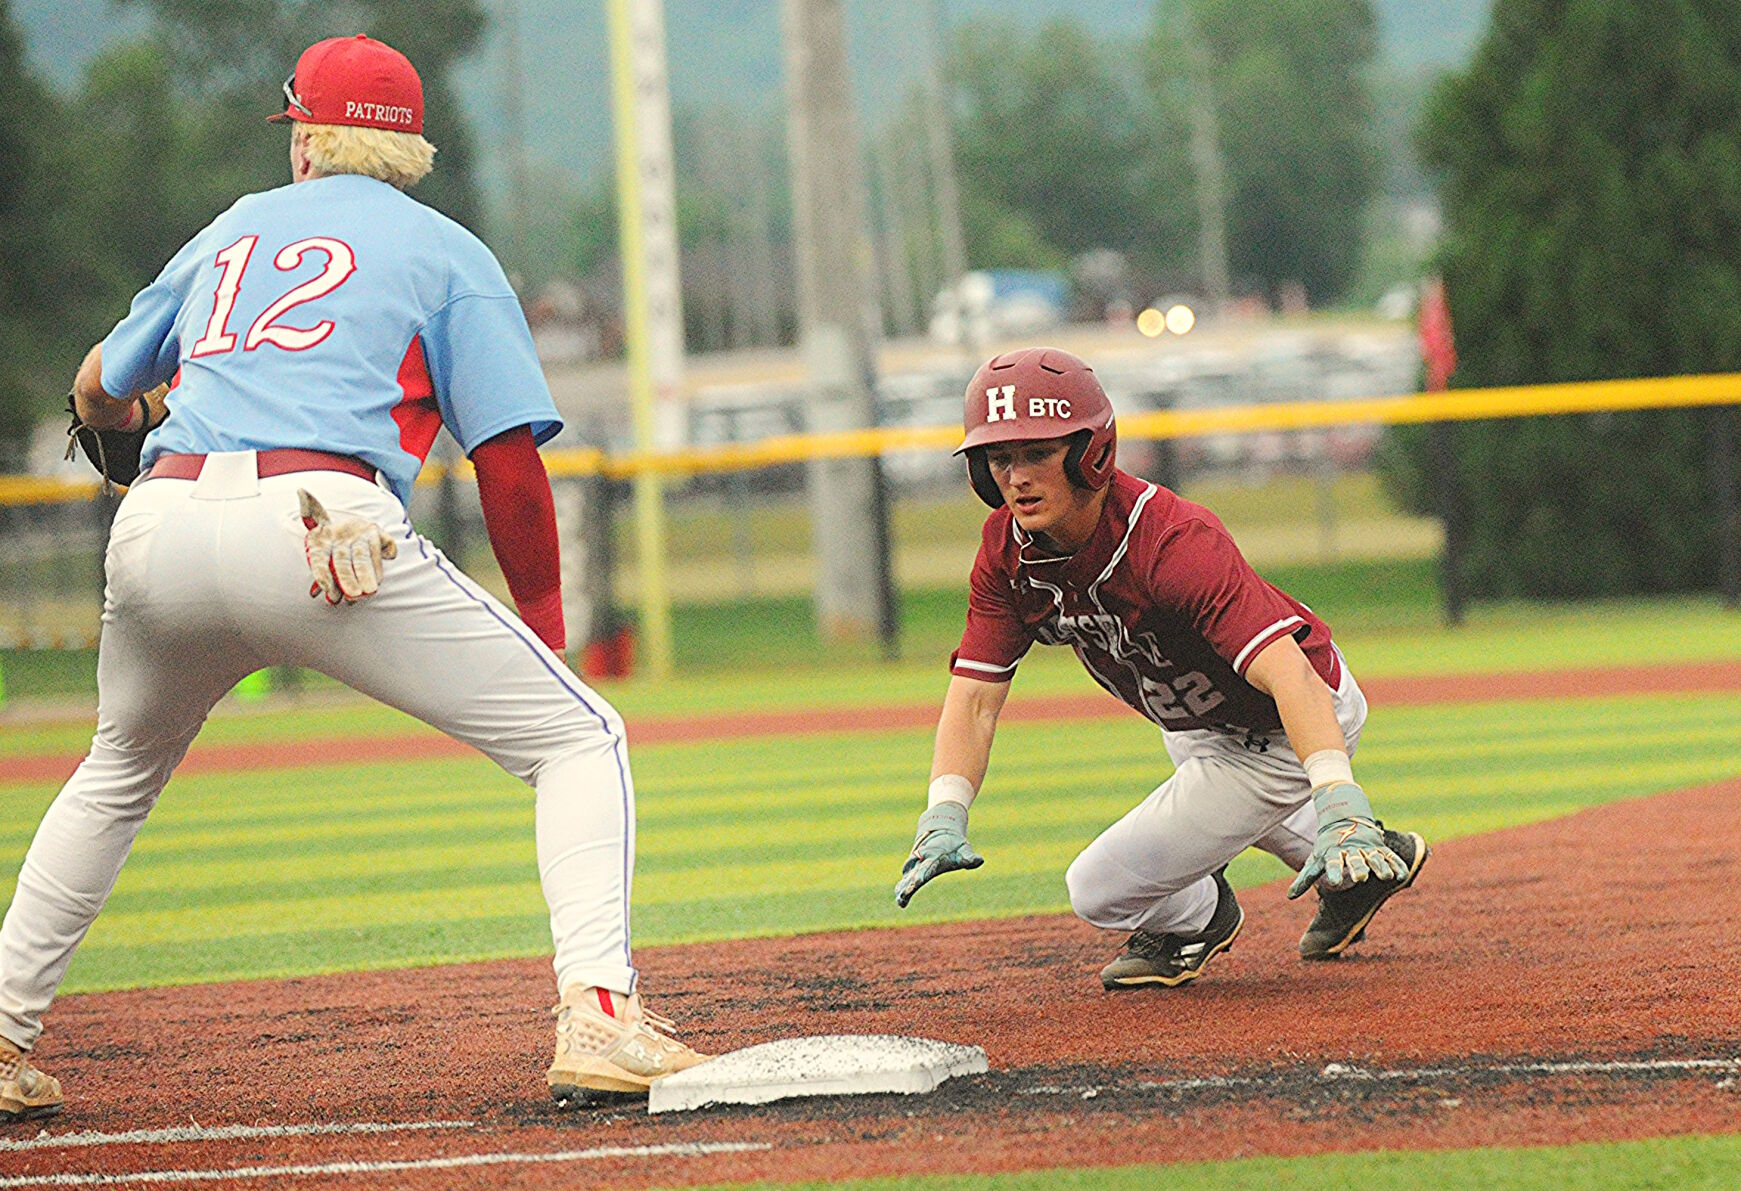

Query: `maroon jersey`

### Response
(951, 470, 1340, 736)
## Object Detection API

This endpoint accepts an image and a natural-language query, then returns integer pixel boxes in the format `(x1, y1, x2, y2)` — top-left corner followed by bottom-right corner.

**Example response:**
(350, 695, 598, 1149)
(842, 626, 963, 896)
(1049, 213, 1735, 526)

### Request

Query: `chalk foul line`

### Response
(0, 1119, 475, 1153)
(1016, 1055, 1741, 1097)
(0, 1140, 770, 1188)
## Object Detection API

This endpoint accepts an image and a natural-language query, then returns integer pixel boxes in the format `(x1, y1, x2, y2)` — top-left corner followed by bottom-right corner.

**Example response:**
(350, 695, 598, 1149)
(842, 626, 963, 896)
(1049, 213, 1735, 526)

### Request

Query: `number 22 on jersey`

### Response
(189, 235, 356, 357)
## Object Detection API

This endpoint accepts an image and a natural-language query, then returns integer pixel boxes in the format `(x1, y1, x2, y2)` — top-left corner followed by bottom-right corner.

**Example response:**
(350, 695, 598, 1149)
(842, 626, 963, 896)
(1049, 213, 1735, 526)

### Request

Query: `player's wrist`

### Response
(1307, 769, 1374, 827)
(76, 388, 140, 431)
(927, 773, 976, 810)
(517, 589, 565, 654)
(1302, 748, 1354, 792)
(913, 799, 969, 845)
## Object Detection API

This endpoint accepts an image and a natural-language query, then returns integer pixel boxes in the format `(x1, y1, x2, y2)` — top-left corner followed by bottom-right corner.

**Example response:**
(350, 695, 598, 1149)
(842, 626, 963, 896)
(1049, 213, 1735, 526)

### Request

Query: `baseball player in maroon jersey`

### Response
(894, 347, 1428, 989)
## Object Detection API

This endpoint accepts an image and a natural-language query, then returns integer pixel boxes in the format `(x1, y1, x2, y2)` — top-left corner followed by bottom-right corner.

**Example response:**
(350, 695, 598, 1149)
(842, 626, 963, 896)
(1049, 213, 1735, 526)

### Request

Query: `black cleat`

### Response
(1298, 827, 1428, 961)
(1101, 868, 1243, 990)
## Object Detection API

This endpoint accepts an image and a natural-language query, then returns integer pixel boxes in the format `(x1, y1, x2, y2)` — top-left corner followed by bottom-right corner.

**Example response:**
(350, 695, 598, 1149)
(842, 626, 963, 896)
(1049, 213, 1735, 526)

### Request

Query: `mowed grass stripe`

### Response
(0, 714, 1728, 864)
(82, 853, 546, 912)
(17, 700, 1741, 856)
(6, 589, 1739, 760)
(28, 732, 1731, 930)
(42, 793, 1129, 918)
(58, 695, 1730, 903)
(81, 881, 551, 947)
(596, 693, 1741, 804)
(5, 686, 1737, 993)
(13, 693, 1741, 919)
(3, 692, 1729, 833)
(644, 703, 1741, 832)
(84, 829, 1105, 945)
(0, 701, 445, 760)
(6, 582, 1739, 754)
(117, 804, 531, 857)
(67, 914, 558, 990)
(44, 781, 1737, 956)
(1359, 693, 1741, 751)
(0, 761, 526, 836)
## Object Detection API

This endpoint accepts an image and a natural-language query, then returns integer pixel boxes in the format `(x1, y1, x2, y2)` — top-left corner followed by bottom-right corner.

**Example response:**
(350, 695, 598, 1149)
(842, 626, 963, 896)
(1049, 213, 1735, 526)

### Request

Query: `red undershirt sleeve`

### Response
(471, 425, 565, 653)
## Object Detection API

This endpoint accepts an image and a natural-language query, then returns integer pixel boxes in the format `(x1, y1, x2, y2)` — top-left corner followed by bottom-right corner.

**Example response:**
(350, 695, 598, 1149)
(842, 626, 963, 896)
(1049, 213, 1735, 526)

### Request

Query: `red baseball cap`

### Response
(270, 35, 423, 134)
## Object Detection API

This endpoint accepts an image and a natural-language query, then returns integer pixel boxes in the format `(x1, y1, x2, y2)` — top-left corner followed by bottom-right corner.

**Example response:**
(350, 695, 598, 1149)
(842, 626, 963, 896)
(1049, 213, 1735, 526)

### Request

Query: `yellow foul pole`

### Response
(605, 0, 678, 678)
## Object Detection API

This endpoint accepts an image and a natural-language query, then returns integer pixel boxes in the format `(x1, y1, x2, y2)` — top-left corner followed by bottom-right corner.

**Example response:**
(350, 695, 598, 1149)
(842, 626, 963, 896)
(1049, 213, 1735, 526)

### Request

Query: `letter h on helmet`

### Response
(955, 347, 1118, 508)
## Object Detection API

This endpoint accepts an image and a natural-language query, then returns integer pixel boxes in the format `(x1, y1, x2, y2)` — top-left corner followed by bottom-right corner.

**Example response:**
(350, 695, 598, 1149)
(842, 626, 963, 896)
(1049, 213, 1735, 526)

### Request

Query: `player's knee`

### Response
(58, 769, 164, 824)
(75, 736, 187, 817)
(1065, 852, 1122, 927)
(512, 700, 626, 769)
(562, 704, 627, 757)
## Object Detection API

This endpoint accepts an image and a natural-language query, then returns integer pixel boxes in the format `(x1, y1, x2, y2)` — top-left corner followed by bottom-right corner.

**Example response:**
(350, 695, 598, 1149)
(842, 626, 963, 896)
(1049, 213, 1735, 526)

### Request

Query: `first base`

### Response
(647, 1034, 988, 1115)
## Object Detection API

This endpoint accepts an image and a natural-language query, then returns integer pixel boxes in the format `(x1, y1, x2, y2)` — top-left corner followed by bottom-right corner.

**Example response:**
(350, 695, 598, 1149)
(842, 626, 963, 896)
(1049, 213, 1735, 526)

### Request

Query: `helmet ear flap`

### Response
(966, 448, 1004, 509)
(1069, 427, 1116, 490)
(1062, 431, 1091, 488)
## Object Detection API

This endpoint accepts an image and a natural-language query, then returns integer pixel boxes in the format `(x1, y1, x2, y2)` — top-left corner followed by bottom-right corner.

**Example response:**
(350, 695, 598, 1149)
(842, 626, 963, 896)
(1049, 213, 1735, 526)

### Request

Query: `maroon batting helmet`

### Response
(955, 347, 1117, 508)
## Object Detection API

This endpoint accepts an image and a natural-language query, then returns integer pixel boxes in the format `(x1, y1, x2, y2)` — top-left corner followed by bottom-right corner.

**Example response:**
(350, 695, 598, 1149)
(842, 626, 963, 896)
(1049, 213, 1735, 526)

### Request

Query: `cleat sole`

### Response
(1103, 915, 1242, 991)
(548, 1082, 646, 1109)
(0, 1102, 62, 1125)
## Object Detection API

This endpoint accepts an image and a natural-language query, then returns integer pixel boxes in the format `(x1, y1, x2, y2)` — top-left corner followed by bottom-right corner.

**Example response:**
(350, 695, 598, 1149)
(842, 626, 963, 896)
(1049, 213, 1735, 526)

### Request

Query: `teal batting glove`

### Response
(894, 802, 984, 908)
(1287, 781, 1405, 899)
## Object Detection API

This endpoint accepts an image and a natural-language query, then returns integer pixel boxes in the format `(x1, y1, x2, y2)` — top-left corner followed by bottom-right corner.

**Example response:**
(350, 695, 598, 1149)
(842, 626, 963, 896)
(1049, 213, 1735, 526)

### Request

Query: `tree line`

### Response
(0, 0, 1389, 464)
(1383, 0, 1741, 601)
(0, 0, 486, 465)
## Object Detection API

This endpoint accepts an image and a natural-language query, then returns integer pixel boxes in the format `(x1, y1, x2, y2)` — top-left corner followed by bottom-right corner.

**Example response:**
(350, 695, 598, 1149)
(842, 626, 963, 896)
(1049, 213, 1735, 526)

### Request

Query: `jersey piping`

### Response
(1232, 615, 1308, 673)
(953, 657, 1019, 677)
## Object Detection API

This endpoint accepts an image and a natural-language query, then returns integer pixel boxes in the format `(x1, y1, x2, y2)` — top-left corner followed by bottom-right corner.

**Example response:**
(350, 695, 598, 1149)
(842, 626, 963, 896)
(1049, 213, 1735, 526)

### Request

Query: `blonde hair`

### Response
(296, 122, 436, 189)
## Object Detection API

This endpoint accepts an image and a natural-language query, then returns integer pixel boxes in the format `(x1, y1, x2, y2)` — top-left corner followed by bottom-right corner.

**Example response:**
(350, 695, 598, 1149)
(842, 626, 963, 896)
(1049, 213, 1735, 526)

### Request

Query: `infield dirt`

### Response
(4, 774, 1738, 1189)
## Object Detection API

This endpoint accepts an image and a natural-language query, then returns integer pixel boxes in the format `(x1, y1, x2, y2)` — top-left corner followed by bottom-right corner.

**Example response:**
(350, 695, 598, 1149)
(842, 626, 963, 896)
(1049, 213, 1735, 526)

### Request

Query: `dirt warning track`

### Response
(4, 775, 1738, 1189)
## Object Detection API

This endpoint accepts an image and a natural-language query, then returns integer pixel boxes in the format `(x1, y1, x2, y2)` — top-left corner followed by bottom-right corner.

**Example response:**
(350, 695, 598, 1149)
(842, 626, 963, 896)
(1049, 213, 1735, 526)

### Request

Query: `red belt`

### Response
(142, 449, 376, 483)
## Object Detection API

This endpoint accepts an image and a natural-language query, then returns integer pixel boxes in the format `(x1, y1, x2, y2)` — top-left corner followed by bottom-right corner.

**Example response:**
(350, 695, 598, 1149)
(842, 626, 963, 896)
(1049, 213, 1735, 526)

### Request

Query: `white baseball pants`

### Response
(1064, 658, 1368, 936)
(0, 454, 637, 1050)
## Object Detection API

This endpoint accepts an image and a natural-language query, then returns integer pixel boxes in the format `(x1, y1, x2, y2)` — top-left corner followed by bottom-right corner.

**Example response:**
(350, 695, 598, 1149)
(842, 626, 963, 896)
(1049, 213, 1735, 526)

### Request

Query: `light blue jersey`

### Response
(100, 174, 560, 505)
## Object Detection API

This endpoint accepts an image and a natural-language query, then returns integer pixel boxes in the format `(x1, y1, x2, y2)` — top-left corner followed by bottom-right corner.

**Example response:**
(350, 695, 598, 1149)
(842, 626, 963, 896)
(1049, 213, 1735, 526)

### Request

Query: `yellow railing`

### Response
(8, 371, 1740, 505)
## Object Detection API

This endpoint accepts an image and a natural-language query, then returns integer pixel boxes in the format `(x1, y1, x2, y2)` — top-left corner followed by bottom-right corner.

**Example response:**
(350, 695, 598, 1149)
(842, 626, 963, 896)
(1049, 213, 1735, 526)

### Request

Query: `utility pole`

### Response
(894, 95, 941, 328)
(501, 0, 530, 277)
(920, 0, 970, 346)
(698, 112, 756, 350)
(781, 0, 898, 652)
(744, 118, 782, 347)
(1176, 3, 1231, 315)
(871, 134, 918, 338)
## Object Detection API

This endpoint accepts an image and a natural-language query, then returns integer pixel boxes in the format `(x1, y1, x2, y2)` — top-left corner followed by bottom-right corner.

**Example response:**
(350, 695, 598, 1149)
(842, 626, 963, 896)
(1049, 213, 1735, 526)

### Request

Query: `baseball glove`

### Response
(64, 383, 170, 491)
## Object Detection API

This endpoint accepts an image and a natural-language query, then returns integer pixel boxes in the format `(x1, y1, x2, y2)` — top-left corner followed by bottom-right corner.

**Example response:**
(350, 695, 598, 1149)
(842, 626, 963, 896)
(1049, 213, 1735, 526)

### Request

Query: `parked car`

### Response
(875, 370, 970, 494)
(685, 382, 810, 495)
(928, 269, 1070, 346)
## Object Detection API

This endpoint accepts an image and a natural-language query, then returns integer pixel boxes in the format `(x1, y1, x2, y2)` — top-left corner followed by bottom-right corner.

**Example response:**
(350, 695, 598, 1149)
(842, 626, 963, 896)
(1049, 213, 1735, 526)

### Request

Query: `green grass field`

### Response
(687, 1134, 1741, 1191)
(2, 566, 1738, 991)
(2, 564, 1738, 1188)
(4, 682, 1734, 992)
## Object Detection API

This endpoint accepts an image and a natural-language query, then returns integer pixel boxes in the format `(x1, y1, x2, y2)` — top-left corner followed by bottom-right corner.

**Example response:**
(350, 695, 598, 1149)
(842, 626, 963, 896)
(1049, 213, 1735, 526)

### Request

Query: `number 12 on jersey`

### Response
(190, 235, 357, 357)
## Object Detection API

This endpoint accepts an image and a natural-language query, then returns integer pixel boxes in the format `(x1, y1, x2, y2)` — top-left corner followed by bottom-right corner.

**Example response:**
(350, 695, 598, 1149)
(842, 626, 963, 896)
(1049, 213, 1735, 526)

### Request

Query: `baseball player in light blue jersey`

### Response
(0, 35, 703, 1123)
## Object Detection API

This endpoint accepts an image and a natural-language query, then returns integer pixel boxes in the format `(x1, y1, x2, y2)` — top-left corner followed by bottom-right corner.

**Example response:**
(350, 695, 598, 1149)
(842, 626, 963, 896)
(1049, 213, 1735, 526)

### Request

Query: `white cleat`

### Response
(0, 1038, 62, 1124)
(546, 987, 709, 1106)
